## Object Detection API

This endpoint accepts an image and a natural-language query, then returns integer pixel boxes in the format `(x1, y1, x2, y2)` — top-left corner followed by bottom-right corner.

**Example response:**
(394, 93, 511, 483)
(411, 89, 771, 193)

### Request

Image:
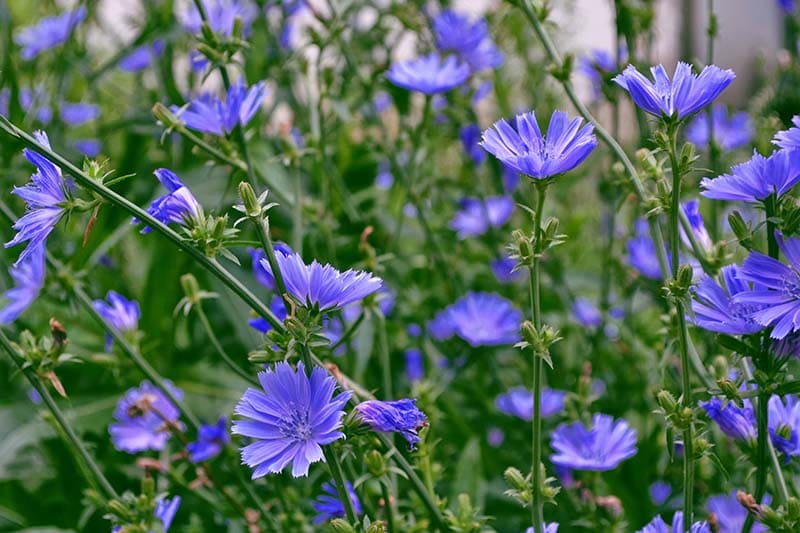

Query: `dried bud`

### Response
(50, 317, 68, 347)
(596, 495, 622, 517)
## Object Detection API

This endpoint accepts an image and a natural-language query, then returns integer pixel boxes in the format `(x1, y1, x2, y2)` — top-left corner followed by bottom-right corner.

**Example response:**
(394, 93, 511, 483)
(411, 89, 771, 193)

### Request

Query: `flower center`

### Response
(782, 275, 800, 299)
(281, 405, 313, 441)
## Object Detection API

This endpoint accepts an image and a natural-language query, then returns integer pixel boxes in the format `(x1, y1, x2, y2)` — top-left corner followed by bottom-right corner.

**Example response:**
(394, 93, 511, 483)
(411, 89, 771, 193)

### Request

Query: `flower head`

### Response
(768, 394, 800, 461)
(259, 252, 382, 311)
(691, 265, 765, 335)
(450, 196, 514, 239)
(405, 348, 424, 382)
(109, 380, 183, 453)
(155, 496, 181, 532)
(429, 292, 521, 347)
(173, 79, 268, 136)
(480, 110, 597, 179)
(627, 219, 664, 280)
(686, 105, 752, 152)
(93, 291, 141, 350)
(491, 256, 524, 284)
(75, 139, 101, 157)
(637, 512, 710, 533)
(773, 115, 800, 150)
(701, 397, 756, 441)
(181, 0, 257, 36)
(650, 481, 672, 506)
(6, 131, 67, 266)
(550, 413, 637, 471)
(15, 7, 87, 60)
(312, 481, 362, 524)
(736, 234, 800, 339)
(0, 243, 45, 324)
(579, 46, 626, 100)
(432, 10, 503, 72)
(355, 399, 428, 449)
(572, 298, 602, 328)
(460, 124, 486, 165)
(701, 149, 800, 203)
(136, 168, 201, 233)
(250, 244, 293, 291)
(232, 362, 351, 478)
(59, 102, 99, 126)
(613, 62, 735, 119)
(495, 387, 566, 420)
(187, 417, 230, 463)
(707, 490, 767, 533)
(119, 40, 165, 72)
(386, 53, 470, 94)
(248, 294, 288, 334)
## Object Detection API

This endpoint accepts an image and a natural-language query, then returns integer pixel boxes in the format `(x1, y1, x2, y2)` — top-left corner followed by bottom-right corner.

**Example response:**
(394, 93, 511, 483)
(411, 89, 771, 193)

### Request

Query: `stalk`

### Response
(194, 303, 258, 386)
(322, 446, 359, 525)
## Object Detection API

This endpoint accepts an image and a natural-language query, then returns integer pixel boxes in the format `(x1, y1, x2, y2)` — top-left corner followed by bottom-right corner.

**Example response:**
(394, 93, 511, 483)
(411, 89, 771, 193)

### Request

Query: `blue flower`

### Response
(312, 481, 363, 524)
(736, 234, 800, 339)
(613, 62, 735, 119)
(404, 348, 424, 382)
(74, 139, 101, 157)
(649, 481, 672, 506)
(0, 243, 45, 324)
(707, 490, 767, 533)
(181, 0, 257, 36)
(15, 7, 87, 60)
(686, 105, 752, 152)
(432, 10, 503, 72)
(232, 362, 351, 478)
(373, 91, 392, 113)
(119, 40, 165, 72)
(495, 387, 566, 420)
(109, 380, 183, 453)
(627, 219, 664, 280)
(681, 199, 712, 252)
(248, 295, 288, 334)
(187, 417, 230, 463)
(355, 398, 428, 449)
(550, 413, 637, 471)
(691, 264, 765, 335)
(154, 495, 181, 532)
(578, 45, 626, 101)
(701, 149, 800, 203)
(460, 124, 486, 165)
(250, 244, 293, 291)
(701, 397, 756, 441)
(173, 79, 268, 136)
(19, 86, 52, 124)
(773, 115, 800, 150)
(386, 53, 470, 94)
(637, 512, 710, 533)
(5, 131, 66, 266)
(59, 102, 99, 126)
(480, 110, 597, 179)
(259, 252, 382, 311)
(429, 292, 521, 347)
(136, 168, 201, 233)
(491, 256, 524, 284)
(768, 394, 800, 461)
(375, 160, 394, 189)
(572, 298, 602, 328)
(450, 196, 514, 239)
(93, 291, 141, 350)
(524, 524, 559, 533)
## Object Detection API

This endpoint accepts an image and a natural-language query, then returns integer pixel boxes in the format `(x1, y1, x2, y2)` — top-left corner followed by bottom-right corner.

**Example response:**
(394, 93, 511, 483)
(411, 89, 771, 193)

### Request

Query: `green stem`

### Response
(322, 446, 359, 525)
(765, 195, 779, 259)
(331, 312, 365, 352)
(529, 181, 547, 533)
(376, 311, 393, 400)
(253, 216, 289, 300)
(381, 480, 396, 533)
(292, 167, 303, 253)
(176, 125, 247, 171)
(0, 329, 120, 501)
(195, 303, 258, 386)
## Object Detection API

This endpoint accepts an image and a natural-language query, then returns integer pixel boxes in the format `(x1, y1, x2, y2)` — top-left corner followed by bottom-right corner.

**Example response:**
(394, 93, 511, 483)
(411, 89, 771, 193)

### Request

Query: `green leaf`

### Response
(449, 438, 485, 508)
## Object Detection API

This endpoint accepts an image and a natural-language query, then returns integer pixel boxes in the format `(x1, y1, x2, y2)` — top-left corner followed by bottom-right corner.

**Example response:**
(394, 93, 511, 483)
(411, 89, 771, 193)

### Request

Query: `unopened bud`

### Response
(728, 211, 751, 248)
(238, 182, 261, 218)
(232, 16, 244, 40)
(329, 518, 356, 533)
(365, 450, 387, 477)
(181, 274, 201, 304)
(512, 229, 534, 265)
(657, 390, 678, 413)
(504, 467, 528, 491)
(712, 356, 728, 380)
(366, 521, 387, 533)
(152, 102, 182, 130)
(677, 264, 694, 289)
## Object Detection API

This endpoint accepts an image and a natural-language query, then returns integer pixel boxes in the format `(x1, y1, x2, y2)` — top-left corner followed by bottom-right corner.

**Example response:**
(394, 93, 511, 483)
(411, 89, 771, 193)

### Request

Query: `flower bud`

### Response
(365, 450, 387, 478)
(366, 521, 387, 533)
(181, 274, 201, 305)
(152, 102, 182, 130)
(504, 467, 528, 491)
(712, 355, 728, 380)
(677, 264, 694, 289)
(238, 182, 261, 218)
(728, 210, 752, 249)
(512, 229, 534, 265)
(329, 518, 356, 533)
(657, 389, 678, 414)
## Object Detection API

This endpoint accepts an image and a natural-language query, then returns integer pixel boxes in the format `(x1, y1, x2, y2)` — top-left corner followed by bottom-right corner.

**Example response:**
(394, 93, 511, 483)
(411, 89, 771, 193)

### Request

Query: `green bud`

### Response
(200, 22, 218, 45)
(365, 450, 387, 477)
(181, 274, 201, 305)
(717, 379, 741, 403)
(677, 264, 694, 289)
(329, 518, 356, 533)
(238, 182, 261, 218)
(728, 210, 752, 249)
(657, 389, 678, 413)
(512, 229, 534, 265)
(141, 476, 155, 498)
(789, 496, 800, 517)
(211, 215, 228, 242)
(712, 355, 728, 380)
(152, 102, 182, 130)
(248, 349, 273, 364)
(782, 202, 800, 235)
(232, 16, 244, 40)
(366, 521, 387, 533)
(107, 500, 133, 521)
(504, 467, 528, 491)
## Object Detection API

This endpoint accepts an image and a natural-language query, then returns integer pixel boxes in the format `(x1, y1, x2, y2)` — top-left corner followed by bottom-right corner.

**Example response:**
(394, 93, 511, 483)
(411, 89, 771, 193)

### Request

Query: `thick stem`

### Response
(195, 303, 258, 386)
(529, 181, 547, 533)
(0, 329, 120, 501)
(322, 446, 359, 525)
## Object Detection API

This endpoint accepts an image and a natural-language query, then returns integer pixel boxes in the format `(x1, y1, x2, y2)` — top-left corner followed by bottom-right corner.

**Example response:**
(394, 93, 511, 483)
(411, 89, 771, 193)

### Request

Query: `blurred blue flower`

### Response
(259, 252, 381, 311)
(736, 234, 800, 339)
(550, 413, 637, 471)
(627, 219, 664, 280)
(579, 45, 626, 101)
(154, 496, 181, 532)
(0, 88, 8, 117)
(312, 481, 362, 524)
(701, 397, 756, 441)
(686, 105, 752, 152)
(495, 387, 566, 420)
(491, 256, 524, 284)
(120, 40, 165, 72)
(481, 110, 597, 179)
(701, 149, 800, 203)
(93, 291, 140, 350)
(0, 243, 45, 324)
(74, 139, 101, 157)
(356, 398, 428, 449)
(778, 0, 797, 14)
(19, 86, 53, 124)
(429, 292, 521, 347)
(59, 102, 99, 126)
(373, 91, 392, 113)
(407, 323, 422, 337)
(691, 265, 764, 335)
(173, 79, 268, 136)
(181, 0, 257, 36)
(15, 6, 86, 60)
(450, 196, 514, 239)
(405, 348, 424, 382)
(433, 10, 503, 72)
(460, 124, 486, 165)
(473, 80, 493, 103)
(233, 362, 350, 477)
(649, 481, 672, 506)
(572, 298, 602, 328)
(773, 115, 800, 150)
(681, 199, 712, 252)
(386, 53, 470, 94)
(707, 490, 766, 532)
(6, 131, 66, 266)
(525, 524, 559, 533)
(774, 333, 800, 359)
(613, 62, 735, 119)
(375, 160, 394, 189)
(768, 394, 800, 461)
(136, 168, 201, 233)
(487, 427, 505, 447)
(250, 244, 293, 291)
(637, 512, 710, 533)
(109, 380, 183, 453)
(187, 417, 229, 463)
(248, 295, 287, 334)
